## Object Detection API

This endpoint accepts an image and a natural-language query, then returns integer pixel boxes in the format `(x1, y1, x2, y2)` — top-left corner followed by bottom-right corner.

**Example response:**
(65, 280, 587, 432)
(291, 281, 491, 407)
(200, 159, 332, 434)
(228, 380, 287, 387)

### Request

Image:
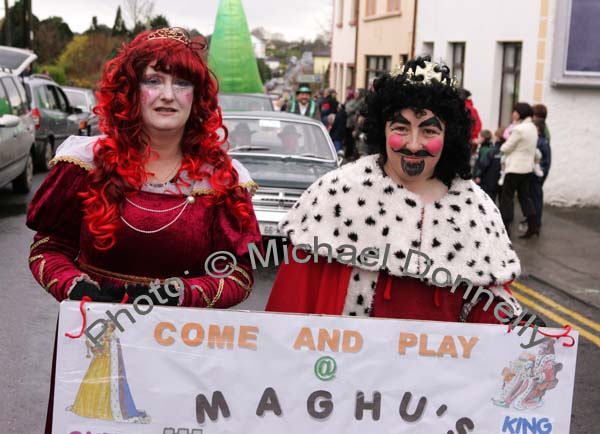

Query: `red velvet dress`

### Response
(27, 151, 262, 307)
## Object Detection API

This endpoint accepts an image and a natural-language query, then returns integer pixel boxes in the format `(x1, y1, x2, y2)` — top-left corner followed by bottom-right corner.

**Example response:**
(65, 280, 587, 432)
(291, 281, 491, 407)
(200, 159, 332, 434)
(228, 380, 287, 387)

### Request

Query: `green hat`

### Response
(296, 83, 311, 95)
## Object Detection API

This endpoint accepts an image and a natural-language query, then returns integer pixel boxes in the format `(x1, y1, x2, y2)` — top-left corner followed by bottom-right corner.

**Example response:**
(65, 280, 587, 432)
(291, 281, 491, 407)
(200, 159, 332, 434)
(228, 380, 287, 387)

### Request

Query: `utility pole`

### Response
(22, 0, 31, 48)
(3, 0, 10, 45)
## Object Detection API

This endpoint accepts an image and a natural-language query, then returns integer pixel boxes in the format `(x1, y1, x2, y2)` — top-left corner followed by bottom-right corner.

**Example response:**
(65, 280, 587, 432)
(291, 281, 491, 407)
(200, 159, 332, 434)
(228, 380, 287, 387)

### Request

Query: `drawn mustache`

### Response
(396, 148, 434, 158)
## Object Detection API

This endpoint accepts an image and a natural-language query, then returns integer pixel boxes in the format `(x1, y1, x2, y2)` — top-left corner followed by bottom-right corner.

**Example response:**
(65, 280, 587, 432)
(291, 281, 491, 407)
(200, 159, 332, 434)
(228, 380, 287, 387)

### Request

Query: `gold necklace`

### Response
(147, 156, 182, 185)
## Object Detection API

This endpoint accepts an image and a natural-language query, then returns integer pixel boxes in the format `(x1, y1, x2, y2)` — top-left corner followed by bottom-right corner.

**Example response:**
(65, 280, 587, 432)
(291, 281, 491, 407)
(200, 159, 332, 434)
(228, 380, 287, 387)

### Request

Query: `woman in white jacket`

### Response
(499, 102, 538, 238)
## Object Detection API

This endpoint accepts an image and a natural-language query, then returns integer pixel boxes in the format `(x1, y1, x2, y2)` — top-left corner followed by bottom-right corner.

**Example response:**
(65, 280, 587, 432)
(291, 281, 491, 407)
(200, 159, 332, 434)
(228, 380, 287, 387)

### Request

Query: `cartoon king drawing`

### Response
(67, 323, 150, 423)
(492, 340, 563, 410)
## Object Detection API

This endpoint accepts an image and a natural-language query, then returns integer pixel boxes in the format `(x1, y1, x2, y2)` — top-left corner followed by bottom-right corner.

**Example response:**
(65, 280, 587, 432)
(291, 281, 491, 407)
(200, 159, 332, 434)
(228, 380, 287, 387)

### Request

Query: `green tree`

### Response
(0, 0, 39, 48)
(257, 58, 272, 84)
(149, 14, 169, 29)
(32, 17, 73, 64)
(58, 33, 121, 87)
(112, 6, 128, 36)
(86, 16, 111, 35)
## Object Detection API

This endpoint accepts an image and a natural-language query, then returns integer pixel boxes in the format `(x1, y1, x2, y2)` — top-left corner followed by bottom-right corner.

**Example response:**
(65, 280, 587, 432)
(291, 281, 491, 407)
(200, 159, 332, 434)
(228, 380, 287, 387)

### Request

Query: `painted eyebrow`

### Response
(419, 117, 443, 129)
(389, 113, 411, 125)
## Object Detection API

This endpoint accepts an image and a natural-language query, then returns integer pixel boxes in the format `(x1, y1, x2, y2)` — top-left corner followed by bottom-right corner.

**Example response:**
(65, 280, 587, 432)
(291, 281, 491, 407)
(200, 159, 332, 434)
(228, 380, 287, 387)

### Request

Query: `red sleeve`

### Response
(180, 190, 263, 308)
(466, 99, 482, 141)
(26, 162, 90, 301)
(266, 244, 352, 315)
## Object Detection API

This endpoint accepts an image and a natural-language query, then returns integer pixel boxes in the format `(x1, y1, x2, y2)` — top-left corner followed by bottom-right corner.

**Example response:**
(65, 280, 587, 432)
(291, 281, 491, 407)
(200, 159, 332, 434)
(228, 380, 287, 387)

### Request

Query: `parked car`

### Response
(0, 71, 36, 194)
(63, 86, 100, 136)
(23, 75, 84, 171)
(224, 111, 338, 237)
(219, 93, 274, 112)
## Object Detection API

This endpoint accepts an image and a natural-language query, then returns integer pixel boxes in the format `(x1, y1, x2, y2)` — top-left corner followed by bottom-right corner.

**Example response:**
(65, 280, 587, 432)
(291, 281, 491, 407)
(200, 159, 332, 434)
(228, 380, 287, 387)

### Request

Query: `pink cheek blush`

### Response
(388, 134, 405, 151)
(181, 90, 194, 104)
(140, 89, 156, 104)
(424, 138, 443, 155)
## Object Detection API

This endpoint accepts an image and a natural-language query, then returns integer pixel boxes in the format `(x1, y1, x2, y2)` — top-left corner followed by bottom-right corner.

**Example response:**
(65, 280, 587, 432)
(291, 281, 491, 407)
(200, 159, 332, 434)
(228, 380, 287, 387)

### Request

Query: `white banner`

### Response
(53, 301, 578, 434)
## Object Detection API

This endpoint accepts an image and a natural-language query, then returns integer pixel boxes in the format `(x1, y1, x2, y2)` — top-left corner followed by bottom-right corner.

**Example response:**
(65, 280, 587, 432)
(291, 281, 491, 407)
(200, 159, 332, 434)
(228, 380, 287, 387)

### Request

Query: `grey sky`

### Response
(31, 0, 333, 41)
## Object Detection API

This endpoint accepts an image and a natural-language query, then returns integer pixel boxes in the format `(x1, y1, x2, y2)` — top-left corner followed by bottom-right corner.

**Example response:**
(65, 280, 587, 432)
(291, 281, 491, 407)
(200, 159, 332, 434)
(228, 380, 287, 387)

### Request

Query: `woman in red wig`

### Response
(26, 27, 262, 432)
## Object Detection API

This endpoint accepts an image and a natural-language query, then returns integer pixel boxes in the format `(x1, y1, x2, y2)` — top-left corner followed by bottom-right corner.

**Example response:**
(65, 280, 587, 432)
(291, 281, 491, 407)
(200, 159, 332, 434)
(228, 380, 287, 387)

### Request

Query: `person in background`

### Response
(344, 88, 363, 162)
(499, 102, 538, 238)
(287, 83, 321, 120)
(532, 104, 551, 143)
(473, 129, 501, 202)
(329, 103, 347, 153)
(493, 127, 506, 203)
(530, 118, 551, 233)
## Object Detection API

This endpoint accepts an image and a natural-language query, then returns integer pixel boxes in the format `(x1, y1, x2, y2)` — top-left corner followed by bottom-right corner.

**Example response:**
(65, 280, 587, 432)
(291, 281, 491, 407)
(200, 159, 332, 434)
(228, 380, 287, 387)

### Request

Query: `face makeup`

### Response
(384, 108, 446, 182)
(140, 63, 194, 137)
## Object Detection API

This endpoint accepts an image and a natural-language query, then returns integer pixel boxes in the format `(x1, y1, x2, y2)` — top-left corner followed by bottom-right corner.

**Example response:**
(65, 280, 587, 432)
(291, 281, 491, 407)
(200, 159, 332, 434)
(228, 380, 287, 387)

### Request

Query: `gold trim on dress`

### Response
(232, 264, 252, 287)
(226, 275, 251, 292)
(190, 181, 259, 196)
(49, 157, 94, 171)
(208, 279, 224, 307)
(45, 278, 59, 293)
(30, 236, 50, 252)
(78, 262, 161, 284)
(29, 254, 44, 264)
(191, 284, 211, 306)
(39, 258, 47, 286)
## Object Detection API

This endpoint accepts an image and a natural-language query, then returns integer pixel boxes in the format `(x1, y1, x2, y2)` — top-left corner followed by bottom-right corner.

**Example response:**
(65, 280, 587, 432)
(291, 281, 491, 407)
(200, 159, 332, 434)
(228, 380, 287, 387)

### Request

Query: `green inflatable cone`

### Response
(208, 0, 264, 93)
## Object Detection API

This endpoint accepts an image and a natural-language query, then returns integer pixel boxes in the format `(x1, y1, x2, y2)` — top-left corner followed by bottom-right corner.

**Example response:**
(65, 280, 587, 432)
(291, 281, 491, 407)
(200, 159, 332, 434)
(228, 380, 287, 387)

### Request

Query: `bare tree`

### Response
(123, 0, 155, 27)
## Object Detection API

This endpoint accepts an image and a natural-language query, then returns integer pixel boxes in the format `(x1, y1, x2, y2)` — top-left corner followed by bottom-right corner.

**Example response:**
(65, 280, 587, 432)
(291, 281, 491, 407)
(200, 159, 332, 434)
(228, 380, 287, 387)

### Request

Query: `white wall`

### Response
(416, 0, 539, 130)
(541, 1, 600, 206)
(416, 0, 600, 206)
(331, 0, 357, 99)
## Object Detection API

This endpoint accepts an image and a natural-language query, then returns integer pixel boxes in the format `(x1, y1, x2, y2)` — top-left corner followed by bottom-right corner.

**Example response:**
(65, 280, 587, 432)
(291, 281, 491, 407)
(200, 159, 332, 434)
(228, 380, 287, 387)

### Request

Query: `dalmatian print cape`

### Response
(279, 154, 522, 317)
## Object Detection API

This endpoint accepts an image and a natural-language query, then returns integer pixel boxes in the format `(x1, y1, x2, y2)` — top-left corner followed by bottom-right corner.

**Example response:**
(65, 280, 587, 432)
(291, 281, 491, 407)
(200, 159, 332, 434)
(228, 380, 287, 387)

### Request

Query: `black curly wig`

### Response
(361, 56, 474, 187)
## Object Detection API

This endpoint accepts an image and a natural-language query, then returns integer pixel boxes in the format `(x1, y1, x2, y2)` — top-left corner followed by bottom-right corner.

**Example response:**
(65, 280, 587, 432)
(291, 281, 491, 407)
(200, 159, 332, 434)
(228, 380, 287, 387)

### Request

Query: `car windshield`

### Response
(219, 94, 273, 111)
(225, 118, 334, 160)
(64, 91, 88, 110)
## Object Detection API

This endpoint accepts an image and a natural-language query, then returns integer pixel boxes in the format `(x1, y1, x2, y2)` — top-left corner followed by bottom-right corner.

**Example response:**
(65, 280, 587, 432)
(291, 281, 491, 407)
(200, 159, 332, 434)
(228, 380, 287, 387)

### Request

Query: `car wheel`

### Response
(12, 152, 34, 194)
(35, 139, 53, 172)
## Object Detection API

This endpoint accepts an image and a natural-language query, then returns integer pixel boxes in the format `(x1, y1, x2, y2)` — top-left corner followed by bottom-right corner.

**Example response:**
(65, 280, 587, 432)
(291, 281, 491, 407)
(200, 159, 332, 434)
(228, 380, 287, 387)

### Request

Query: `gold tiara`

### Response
(147, 27, 191, 46)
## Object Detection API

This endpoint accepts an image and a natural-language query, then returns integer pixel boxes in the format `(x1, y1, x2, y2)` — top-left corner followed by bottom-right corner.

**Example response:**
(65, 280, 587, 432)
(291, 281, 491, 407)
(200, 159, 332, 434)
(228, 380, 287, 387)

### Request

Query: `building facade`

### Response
(330, 0, 359, 101)
(415, 0, 600, 206)
(355, 0, 416, 91)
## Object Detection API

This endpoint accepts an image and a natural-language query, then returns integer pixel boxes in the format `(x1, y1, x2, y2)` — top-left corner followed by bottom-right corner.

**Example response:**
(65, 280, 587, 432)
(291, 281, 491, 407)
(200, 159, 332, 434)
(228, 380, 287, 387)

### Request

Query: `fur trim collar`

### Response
(50, 135, 257, 194)
(280, 154, 520, 287)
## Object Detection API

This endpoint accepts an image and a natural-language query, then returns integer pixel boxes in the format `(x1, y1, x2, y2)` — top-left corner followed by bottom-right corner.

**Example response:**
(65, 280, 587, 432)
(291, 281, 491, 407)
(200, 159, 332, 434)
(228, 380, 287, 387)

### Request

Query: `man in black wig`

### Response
(267, 57, 523, 325)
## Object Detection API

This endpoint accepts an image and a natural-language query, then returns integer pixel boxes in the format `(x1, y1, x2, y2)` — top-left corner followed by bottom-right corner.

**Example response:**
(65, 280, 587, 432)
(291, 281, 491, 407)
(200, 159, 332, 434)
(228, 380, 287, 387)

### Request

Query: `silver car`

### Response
(0, 71, 36, 193)
(63, 86, 100, 136)
(224, 111, 338, 237)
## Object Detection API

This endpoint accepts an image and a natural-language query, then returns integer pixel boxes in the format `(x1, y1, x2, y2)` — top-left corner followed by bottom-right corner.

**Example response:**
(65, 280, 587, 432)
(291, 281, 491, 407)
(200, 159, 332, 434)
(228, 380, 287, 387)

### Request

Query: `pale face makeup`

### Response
(384, 108, 445, 183)
(140, 63, 194, 139)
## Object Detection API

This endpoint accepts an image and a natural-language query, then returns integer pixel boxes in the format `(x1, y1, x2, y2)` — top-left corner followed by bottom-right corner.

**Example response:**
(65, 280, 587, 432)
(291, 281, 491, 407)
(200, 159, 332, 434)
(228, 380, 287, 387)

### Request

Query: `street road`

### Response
(1, 172, 598, 434)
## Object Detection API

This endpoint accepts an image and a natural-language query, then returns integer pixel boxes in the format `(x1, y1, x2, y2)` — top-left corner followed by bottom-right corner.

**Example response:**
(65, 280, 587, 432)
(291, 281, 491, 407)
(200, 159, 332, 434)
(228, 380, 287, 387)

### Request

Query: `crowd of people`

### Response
(282, 81, 552, 239)
(471, 102, 551, 239)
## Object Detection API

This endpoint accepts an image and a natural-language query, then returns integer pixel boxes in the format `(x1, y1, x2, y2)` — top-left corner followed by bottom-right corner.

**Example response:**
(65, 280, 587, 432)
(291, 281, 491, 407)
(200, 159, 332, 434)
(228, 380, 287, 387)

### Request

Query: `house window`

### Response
(366, 0, 377, 16)
(387, 0, 400, 12)
(347, 64, 355, 90)
(350, 0, 359, 24)
(337, 0, 344, 27)
(499, 42, 522, 126)
(450, 42, 465, 87)
(365, 55, 391, 88)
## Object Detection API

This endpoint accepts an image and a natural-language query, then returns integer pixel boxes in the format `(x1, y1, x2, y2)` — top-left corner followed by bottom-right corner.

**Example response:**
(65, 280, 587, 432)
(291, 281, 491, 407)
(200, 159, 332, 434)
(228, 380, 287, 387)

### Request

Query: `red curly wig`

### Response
(80, 29, 253, 250)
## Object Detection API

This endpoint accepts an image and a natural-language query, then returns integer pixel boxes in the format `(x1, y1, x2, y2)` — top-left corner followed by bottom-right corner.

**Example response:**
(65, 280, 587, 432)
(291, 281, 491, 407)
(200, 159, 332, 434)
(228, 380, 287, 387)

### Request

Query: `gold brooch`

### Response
(147, 27, 191, 46)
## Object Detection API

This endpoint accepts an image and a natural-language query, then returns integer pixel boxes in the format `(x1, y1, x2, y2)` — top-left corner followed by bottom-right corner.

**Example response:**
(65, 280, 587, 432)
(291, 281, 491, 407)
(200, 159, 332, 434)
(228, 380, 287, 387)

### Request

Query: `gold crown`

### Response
(147, 27, 191, 46)
(391, 60, 457, 88)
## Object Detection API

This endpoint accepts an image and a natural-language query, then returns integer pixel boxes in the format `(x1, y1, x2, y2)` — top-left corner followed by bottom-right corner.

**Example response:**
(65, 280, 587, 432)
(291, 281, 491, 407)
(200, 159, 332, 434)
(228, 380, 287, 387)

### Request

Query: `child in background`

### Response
(473, 129, 502, 202)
